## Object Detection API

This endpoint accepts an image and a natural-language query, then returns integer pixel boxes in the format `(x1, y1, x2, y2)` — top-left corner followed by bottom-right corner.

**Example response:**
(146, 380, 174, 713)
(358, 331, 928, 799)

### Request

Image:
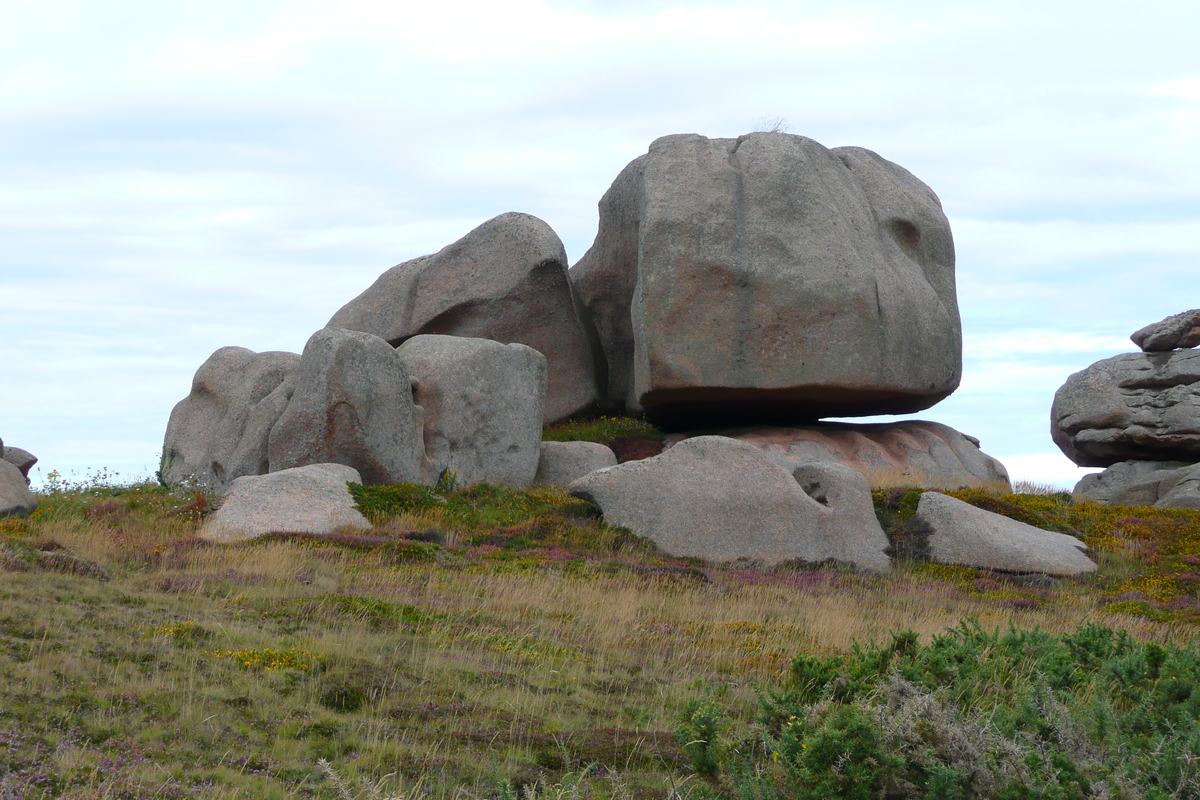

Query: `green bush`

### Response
(727, 622, 1200, 799)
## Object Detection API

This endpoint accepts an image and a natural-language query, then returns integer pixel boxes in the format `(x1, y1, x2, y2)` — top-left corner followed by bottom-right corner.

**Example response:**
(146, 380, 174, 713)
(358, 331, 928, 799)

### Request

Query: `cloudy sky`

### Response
(2, 0, 1198, 489)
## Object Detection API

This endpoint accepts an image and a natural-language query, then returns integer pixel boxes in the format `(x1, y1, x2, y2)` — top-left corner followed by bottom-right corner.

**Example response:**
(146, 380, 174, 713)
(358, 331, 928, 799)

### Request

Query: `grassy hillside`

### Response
(2, 465, 1200, 798)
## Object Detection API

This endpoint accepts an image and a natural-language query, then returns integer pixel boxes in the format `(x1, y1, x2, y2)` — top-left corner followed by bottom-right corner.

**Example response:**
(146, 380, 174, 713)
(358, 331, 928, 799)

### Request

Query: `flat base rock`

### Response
(1075, 460, 1200, 509)
(914, 492, 1096, 576)
(0, 460, 37, 518)
(663, 420, 1009, 490)
(568, 435, 890, 571)
(200, 463, 371, 543)
(533, 441, 617, 486)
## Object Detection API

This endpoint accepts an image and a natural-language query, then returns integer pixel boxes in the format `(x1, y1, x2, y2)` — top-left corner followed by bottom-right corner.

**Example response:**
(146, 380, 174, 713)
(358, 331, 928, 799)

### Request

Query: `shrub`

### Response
(737, 622, 1200, 799)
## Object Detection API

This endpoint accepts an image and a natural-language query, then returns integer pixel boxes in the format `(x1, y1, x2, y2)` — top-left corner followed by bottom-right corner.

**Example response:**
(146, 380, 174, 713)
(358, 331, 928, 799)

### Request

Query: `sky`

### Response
(2, 0, 1198, 490)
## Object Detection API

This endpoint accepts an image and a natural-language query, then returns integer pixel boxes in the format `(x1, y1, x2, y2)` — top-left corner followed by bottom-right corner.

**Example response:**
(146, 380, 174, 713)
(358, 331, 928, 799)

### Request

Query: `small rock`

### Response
(268, 328, 423, 485)
(1131, 309, 1200, 352)
(397, 335, 546, 488)
(2, 446, 37, 484)
(914, 492, 1096, 576)
(533, 441, 618, 486)
(568, 435, 891, 571)
(200, 463, 371, 543)
(0, 460, 37, 519)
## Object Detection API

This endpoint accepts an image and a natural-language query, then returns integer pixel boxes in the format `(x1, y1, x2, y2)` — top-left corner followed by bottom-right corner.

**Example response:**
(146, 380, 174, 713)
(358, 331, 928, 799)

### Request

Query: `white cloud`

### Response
(999, 454, 1101, 491)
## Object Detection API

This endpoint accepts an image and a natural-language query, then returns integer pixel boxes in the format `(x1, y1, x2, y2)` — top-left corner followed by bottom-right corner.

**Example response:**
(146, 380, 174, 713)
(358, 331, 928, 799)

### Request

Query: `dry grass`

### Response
(2, 481, 1197, 799)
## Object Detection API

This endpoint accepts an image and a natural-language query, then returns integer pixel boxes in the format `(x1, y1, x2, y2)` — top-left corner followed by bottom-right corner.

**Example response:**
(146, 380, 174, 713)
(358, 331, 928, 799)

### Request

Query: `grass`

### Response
(2, 466, 1200, 798)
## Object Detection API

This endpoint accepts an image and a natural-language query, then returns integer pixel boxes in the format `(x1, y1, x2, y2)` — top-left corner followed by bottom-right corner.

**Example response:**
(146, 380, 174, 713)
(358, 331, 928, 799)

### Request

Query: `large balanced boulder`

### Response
(1132, 309, 1200, 352)
(533, 441, 618, 486)
(1051, 349, 1200, 467)
(0, 458, 37, 518)
(568, 435, 891, 571)
(199, 463, 371, 543)
(268, 328, 423, 484)
(571, 132, 962, 426)
(161, 347, 300, 492)
(328, 213, 598, 423)
(1074, 460, 1200, 509)
(913, 492, 1096, 576)
(396, 335, 546, 487)
(664, 420, 1008, 490)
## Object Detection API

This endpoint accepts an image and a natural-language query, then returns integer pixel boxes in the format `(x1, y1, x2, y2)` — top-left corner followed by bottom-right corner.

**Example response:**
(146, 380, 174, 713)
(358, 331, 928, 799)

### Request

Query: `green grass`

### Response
(2, 476, 1200, 798)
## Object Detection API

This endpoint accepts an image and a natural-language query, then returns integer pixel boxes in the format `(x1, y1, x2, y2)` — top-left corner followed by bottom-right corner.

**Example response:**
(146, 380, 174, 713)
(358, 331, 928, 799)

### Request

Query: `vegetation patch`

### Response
(543, 414, 665, 462)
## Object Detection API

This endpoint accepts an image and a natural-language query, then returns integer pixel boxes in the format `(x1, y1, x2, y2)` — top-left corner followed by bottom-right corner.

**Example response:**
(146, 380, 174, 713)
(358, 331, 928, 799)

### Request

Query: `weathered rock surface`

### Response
(533, 441, 618, 486)
(161, 347, 301, 492)
(1051, 350, 1200, 467)
(1132, 309, 1200, 352)
(568, 435, 891, 570)
(914, 492, 1096, 576)
(571, 132, 962, 426)
(2, 446, 37, 484)
(1074, 460, 1200, 509)
(200, 463, 370, 543)
(0, 460, 38, 518)
(397, 335, 546, 487)
(329, 212, 598, 423)
(268, 328, 423, 484)
(664, 420, 1008, 490)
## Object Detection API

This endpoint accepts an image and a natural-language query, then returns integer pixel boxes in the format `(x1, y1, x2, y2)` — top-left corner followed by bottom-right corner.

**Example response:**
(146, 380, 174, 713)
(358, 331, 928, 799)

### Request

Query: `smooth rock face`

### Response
(199, 463, 370, 543)
(1074, 460, 1200, 509)
(1132, 309, 1200, 352)
(397, 335, 546, 488)
(2, 446, 37, 483)
(268, 328, 423, 485)
(329, 212, 598, 423)
(0, 460, 38, 518)
(664, 420, 1009, 490)
(915, 492, 1096, 576)
(533, 441, 618, 486)
(571, 132, 962, 425)
(161, 347, 301, 492)
(1051, 350, 1200, 467)
(567, 435, 891, 570)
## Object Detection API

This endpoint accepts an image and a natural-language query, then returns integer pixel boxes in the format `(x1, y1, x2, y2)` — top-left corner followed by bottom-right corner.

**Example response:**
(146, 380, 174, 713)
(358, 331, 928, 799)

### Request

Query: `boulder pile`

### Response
(1053, 309, 1200, 508)
(162, 131, 1079, 574)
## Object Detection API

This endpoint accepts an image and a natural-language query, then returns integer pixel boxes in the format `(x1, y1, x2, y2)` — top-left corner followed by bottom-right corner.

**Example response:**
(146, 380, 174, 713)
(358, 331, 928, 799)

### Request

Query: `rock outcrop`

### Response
(1052, 349, 1200, 467)
(533, 441, 618, 486)
(0, 458, 37, 519)
(2, 445, 37, 485)
(161, 346, 300, 492)
(568, 435, 891, 571)
(571, 132, 961, 426)
(664, 420, 1008, 490)
(397, 335, 546, 487)
(200, 463, 371, 542)
(268, 329, 423, 485)
(329, 213, 598, 423)
(914, 492, 1096, 576)
(1074, 460, 1200, 509)
(1132, 309, 1200, 352)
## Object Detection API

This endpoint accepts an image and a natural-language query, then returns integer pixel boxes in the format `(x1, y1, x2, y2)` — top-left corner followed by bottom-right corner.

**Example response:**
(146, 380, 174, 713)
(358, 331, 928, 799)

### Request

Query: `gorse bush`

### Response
(722, 621, 1200, 799)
